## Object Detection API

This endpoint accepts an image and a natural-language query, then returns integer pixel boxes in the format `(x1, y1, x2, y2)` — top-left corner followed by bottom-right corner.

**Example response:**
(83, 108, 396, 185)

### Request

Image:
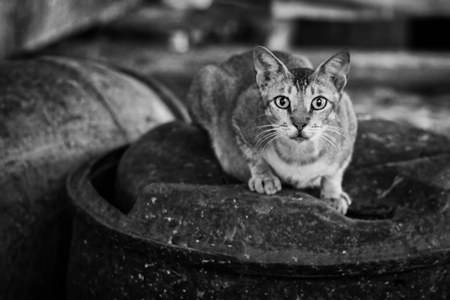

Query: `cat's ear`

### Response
(315, 49, 350, 92)
(253, 46, 289, 87)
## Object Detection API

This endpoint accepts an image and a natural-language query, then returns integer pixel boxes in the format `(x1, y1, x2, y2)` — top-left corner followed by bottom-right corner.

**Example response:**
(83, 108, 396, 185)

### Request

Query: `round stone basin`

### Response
(67, 119, 450, 299)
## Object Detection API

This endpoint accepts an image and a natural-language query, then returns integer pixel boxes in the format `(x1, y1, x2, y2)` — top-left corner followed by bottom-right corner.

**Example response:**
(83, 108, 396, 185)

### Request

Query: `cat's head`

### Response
(253, 46, 350, 141)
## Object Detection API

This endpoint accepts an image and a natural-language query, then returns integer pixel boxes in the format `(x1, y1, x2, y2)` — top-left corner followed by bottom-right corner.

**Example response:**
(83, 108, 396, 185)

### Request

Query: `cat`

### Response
(187, 46, 357, 214)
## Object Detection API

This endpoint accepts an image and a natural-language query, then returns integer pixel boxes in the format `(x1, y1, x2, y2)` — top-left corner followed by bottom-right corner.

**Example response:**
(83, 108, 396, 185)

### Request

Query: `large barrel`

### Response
(0, 57, 187, 299)
(67, 120, 450, 299)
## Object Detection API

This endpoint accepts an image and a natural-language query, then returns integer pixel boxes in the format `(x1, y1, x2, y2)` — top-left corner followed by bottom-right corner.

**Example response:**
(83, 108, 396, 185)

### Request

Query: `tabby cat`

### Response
(187, 46, 357, 214)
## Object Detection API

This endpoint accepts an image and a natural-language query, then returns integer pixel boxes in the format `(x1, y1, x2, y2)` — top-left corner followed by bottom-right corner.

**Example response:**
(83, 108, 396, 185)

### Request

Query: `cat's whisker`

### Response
(253, 125, 282, 140)
(325, 124, 344, 132)
(255, 133, 272, 149)
(322, 130, 338, 142)
(320, 137, 334, 153)
(256, 131, 280, 149)
(255, 128, 283, 149)
(320, 133, 338, 152)
(261, 133, 280, 154)
(256, 114, 268, 120)
(325, 126, 345, 137)
(253, 130, 277, 143)
(328, 124, 344, 132)
(248, 124, 276, 132)
(318, 134, 331, 151)
(328, 136, 339, 152)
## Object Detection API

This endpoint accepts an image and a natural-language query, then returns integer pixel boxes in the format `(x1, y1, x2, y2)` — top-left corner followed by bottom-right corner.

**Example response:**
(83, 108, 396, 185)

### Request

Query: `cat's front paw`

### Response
(248, 175, 282, 195)
(322, 192, 351, 214)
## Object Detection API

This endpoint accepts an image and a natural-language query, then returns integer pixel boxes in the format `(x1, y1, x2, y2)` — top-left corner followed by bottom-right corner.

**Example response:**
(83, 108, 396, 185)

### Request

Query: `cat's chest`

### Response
(264, 143, 336, 188)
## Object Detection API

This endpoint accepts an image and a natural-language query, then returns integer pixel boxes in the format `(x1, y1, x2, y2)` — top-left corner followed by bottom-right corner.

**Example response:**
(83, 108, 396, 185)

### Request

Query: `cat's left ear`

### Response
(253, 46, 290, 88)
(315, 49, 350, 93)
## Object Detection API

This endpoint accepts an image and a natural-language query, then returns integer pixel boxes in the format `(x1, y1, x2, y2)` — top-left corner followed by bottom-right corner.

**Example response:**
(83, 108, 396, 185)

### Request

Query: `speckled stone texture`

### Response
(67, 120, 450, 299)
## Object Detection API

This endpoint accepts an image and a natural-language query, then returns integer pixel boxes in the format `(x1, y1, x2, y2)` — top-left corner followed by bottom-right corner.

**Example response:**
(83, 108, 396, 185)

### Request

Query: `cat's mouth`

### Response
(291, 135, 308, 142)
(291, 130, 315, 141)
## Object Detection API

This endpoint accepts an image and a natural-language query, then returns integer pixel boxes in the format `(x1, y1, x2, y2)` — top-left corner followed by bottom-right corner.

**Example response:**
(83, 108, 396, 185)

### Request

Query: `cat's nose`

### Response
(294, 123, 307, 131)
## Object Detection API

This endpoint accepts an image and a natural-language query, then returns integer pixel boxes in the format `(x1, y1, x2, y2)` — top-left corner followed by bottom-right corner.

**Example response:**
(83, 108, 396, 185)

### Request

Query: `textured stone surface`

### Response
(0, 57, 182, 299)
(67, 120, 450, 299)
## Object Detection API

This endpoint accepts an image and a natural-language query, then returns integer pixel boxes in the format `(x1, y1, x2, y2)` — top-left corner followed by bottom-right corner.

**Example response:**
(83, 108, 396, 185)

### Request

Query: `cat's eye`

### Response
(311, 97, 328, 110)
(274, 96, 290, 109)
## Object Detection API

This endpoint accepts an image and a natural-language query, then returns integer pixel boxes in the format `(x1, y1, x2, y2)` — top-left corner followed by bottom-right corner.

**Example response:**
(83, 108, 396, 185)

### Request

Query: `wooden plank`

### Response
(272, 1, 389, 21)
(309, 0, 450, 17)
(0, 0, 143, 58)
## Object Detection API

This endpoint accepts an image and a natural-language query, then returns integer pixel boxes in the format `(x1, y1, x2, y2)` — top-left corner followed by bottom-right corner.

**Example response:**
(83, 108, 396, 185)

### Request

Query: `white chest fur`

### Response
(263, 143, 338, 188)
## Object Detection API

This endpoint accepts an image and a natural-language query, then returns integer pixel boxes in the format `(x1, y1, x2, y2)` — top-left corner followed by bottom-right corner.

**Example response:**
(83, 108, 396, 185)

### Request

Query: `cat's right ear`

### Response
(253, 46, 289, 87)
(314, 49, 350, 93)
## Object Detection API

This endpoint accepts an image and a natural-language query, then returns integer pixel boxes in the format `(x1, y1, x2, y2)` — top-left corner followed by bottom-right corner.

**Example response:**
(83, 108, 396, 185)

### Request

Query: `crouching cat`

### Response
(187, 46, 357, 214)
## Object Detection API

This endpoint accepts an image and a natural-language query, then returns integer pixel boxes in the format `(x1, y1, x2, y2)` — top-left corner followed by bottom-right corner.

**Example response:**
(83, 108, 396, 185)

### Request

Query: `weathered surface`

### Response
(0, 57, 183, 299)
(67, 120, 450, 299)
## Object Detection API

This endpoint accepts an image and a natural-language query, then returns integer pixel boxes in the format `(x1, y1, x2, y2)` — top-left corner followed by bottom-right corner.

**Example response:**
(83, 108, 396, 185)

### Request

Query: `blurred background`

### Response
(1, 0, 450, 134)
